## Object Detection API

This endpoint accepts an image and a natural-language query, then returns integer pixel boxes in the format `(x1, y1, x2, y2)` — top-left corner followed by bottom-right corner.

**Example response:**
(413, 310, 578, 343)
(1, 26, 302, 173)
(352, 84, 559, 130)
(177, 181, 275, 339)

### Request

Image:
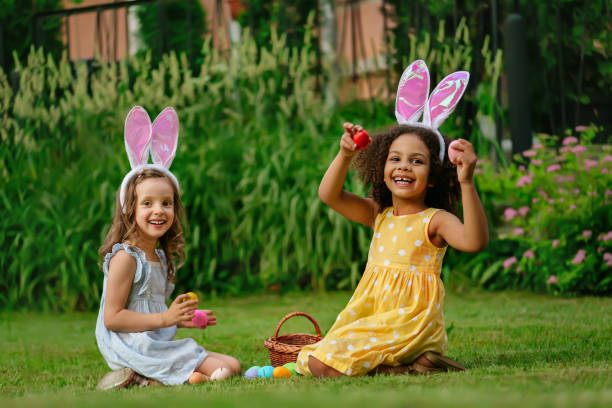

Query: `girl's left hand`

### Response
(450, 139, 478, 183)
(178, 310, 217, 329)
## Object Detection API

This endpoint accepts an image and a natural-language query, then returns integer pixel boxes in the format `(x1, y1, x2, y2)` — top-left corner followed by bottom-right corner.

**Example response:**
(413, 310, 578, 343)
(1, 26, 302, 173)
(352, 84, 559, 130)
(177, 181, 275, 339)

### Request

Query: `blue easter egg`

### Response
(258, 365, 274, 378)
(244, 366, 261, 378)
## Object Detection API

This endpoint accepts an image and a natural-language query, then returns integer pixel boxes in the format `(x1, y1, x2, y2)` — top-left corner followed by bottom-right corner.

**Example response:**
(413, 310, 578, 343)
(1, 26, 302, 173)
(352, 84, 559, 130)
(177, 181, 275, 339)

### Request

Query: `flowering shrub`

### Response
(451, 126, 612, 295)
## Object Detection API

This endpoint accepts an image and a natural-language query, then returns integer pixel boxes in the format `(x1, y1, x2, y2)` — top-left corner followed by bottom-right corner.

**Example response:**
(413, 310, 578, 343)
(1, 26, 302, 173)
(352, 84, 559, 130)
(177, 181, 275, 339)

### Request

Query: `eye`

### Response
(163, 200, 173, 207)
(389, 156, 400, 162)
(142, 200, 151, 206)
(411, 158, 423, 165)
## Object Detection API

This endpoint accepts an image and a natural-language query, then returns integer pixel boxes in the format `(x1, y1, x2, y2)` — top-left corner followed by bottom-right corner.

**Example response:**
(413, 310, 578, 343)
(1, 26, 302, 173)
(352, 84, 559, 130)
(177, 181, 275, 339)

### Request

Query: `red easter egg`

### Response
(192, 310, 208, 328)
(353, 130, 370, 150)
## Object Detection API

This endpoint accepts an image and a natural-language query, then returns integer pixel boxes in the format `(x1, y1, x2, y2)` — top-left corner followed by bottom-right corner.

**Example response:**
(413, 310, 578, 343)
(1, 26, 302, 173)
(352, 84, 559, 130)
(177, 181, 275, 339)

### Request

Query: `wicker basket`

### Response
(263, 311, 323, 366)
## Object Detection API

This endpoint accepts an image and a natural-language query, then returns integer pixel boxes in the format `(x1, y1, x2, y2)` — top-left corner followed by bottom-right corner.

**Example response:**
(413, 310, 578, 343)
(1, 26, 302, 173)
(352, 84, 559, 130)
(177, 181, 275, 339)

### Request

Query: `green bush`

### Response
(449, 126, 612, 295)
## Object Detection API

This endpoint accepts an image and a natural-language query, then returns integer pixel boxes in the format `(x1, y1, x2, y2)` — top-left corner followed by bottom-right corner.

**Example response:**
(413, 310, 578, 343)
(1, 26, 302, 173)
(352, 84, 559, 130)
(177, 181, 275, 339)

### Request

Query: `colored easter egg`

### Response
(448, 140, 462, 164)
(257, 365, 274, 378)
(273, 366, 291, 378)
(282, 362, 297, 375)
(192, 309, 208, 328)
(244, 366, 260, 378)
(182, 292, 198, 303)
(353, 129, 371, 150)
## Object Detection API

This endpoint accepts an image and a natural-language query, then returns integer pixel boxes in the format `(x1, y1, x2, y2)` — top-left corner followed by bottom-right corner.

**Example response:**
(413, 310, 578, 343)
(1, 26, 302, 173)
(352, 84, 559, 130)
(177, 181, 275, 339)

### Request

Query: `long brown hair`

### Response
(352, 124, 461, 214)
(98, 168, 186, 281)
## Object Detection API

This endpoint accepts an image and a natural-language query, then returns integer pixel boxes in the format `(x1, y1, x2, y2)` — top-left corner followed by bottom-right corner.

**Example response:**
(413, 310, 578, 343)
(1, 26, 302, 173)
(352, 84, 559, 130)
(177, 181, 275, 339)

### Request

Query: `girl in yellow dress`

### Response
(296, 60, 489, 377)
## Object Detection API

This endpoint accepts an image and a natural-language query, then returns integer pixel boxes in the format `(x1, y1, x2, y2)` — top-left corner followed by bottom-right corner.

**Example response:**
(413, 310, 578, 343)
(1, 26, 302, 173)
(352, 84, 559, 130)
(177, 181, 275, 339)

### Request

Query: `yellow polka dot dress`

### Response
(296, 207, 448, 376)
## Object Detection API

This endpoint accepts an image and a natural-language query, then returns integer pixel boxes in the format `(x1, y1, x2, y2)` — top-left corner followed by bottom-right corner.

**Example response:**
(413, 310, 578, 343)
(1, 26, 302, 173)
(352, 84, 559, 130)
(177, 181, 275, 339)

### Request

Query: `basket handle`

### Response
(273, 311, 322, 339)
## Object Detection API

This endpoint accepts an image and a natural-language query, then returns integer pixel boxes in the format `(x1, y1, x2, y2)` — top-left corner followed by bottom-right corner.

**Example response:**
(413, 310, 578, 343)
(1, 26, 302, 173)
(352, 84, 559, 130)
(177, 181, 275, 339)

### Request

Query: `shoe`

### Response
(423, 351, 466, 372)
(96, 367, 135, 390)
(133, 372, 165, 387)
(410, 361, 445, 375)
(371, 364, 416, 376)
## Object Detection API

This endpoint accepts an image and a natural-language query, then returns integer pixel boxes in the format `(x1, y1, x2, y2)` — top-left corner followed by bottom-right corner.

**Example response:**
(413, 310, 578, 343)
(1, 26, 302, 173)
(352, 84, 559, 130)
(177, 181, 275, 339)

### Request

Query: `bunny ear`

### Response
(423, 71, 470, 129)
(151, 107, 179, 169)
(395, 60, 430, 124)
(124, 106, 152, 169)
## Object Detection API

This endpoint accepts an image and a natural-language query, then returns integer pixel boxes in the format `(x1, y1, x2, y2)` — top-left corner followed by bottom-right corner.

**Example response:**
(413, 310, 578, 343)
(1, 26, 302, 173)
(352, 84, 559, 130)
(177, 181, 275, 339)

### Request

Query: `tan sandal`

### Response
(371, 364, 416, 376)
(411, 362, 445, 375)
(423, 351, 466, 372)
(96, 367, 135, 390)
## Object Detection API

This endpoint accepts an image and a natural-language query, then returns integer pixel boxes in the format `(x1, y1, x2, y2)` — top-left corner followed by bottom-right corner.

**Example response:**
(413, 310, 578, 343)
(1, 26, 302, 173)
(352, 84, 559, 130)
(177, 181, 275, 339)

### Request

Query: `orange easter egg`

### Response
(272, 366, 292, 378)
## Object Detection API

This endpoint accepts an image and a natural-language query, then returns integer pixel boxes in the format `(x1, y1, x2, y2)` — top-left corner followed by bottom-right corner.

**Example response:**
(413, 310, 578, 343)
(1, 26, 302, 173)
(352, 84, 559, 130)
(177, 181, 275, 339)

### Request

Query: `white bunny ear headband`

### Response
(120, 106, 180, 212)
(395, 59, 470, 162)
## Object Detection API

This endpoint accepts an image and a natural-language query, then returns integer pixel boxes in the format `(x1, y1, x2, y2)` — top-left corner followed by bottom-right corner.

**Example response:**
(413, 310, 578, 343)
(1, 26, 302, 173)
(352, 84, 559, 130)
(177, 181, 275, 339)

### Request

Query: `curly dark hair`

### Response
(98, 168, 186, 282)
(352, 124, 461, 214)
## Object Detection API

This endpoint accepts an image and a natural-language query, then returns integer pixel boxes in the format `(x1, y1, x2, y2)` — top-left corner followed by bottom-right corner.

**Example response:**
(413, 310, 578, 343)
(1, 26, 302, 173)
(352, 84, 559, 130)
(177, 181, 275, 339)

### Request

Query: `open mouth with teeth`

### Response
(149, 220, 166, 226)
(393, 176, 414, 186)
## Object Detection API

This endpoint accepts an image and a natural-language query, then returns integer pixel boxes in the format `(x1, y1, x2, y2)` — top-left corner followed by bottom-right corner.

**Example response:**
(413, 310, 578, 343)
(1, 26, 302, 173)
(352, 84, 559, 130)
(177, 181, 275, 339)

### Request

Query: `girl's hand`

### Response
(178, 310, 217, 329)
(450, 139, 478, 183)
(339, 122, 362, 158)
(162, 294, 198, 327)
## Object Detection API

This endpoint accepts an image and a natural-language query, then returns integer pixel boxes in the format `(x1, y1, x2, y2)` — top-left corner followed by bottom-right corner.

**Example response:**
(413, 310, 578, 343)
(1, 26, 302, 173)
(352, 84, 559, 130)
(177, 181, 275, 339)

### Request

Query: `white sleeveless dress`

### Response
(95, 243, 207, 385)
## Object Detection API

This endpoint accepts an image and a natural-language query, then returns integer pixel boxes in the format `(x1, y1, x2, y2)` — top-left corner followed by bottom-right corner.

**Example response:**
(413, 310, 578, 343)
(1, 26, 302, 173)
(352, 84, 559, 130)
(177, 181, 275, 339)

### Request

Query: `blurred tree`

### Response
(136, 0, 207, 67)
(1, 0, 64, 74)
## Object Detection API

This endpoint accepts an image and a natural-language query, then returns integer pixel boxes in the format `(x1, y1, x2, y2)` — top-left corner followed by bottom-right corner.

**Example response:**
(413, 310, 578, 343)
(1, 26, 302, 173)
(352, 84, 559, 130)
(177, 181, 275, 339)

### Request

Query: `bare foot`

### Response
(188, 372, 209, 384)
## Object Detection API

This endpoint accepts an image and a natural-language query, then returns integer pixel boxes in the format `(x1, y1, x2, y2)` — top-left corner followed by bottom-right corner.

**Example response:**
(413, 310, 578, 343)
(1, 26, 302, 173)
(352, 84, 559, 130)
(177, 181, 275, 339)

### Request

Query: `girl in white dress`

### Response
(95, 107, 240, 389)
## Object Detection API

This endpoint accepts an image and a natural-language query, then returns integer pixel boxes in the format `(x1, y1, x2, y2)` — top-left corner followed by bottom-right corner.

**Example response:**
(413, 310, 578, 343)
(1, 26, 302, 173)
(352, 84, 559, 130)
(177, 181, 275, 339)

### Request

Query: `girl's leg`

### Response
(308, 356, 343, 378)
(204, 351, 242, 375)
(190, 352, 241, 383)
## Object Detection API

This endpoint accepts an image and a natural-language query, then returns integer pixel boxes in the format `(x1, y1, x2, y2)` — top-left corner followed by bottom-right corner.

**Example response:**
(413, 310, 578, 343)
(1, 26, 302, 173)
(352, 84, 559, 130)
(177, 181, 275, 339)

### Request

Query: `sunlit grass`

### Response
(1, 290, 610, 407)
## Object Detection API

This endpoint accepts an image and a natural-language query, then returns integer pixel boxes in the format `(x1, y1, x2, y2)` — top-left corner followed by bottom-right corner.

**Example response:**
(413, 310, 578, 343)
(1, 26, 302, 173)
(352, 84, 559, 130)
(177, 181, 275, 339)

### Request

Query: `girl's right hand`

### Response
(339, 122, 362, 158)
(162, 294, 198, 327)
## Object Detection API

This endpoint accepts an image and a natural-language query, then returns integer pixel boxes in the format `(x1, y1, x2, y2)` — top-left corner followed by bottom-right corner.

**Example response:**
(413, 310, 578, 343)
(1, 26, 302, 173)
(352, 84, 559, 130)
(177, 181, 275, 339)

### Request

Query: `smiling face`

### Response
(383, 133, 432, 208)
(134, 177, 175, 243)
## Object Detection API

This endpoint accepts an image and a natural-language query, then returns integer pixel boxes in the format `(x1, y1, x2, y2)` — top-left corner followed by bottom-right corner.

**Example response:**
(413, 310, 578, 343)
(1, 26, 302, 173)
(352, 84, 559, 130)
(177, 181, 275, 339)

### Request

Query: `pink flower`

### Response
(516, 175, 533, 187)
(582, 230, 592, 238)
(514, 227, 525, 236)
(606, 190, 612, 196)
(603, 155, 612, 163)
(518, 206, 530, 216)
(475, 168, 483, 174)
(523, 249, 535, 259)
(597, 247, 604, 253)
(503, 256, 518, 269)
(574, 126, 589, 132)
(504, 208, 518, 221)
(603, 168, 609, 174)
(571, 249, 587, 265)
(584, 159, 599, 171)
(604, 253, 612, 267)
(560, 146, 571, 153)
(522, 150, 537, 158)
(533, 143, 543, 150)
(548, 199, 555, 204)
(559, 198, 565, 203)
(572, 145, 586, 155)
(603, 231, 612, 241)
(572, 188, 580, 194)
(532, 159, 543, 165)
(552, 239, 559, 248)
(563, 136, 579, 145)
(519, 165, 526, 171)
(546, 275, 559, 285)
(569, 204, 577, 210)
(532, 198, 539, 203)
(547, 164, 561, 172)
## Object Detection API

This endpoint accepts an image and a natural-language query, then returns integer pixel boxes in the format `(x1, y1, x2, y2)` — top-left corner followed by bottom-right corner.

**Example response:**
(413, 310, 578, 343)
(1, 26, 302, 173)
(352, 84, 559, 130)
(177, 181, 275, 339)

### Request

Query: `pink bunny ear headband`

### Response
(395, 59, 470, 162)
(120, 106, 180, 212)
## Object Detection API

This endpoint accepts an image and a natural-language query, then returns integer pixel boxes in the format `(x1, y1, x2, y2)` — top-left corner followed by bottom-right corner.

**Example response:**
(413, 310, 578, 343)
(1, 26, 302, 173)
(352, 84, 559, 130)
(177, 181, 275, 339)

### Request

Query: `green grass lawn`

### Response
(1, 289, 611, 407)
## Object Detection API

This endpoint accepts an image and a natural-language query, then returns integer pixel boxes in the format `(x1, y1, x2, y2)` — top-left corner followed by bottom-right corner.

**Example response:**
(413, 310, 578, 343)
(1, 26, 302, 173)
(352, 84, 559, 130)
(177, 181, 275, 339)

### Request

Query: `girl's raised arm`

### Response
(103, 250, 197, 332)
(430, 139, 489, 252)
(319, 123, 379, 228)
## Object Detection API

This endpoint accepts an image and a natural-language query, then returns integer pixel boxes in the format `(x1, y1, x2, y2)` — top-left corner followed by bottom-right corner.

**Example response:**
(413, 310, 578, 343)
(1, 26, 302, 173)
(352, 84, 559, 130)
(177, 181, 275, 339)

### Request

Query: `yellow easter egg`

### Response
(183, 292, 198, 303)
(272, 366, 291, 378)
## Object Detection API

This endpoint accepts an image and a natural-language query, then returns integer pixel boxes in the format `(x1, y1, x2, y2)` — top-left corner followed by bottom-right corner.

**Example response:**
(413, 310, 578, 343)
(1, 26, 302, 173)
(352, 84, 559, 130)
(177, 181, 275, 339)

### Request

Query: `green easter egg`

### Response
(283, 362, 297, 375)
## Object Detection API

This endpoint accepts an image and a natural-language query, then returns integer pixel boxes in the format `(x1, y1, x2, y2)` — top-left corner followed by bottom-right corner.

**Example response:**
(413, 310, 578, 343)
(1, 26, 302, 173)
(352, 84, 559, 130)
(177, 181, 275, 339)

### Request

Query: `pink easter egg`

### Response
(448, 140, 462, 164)
(192, 310, 208, 328)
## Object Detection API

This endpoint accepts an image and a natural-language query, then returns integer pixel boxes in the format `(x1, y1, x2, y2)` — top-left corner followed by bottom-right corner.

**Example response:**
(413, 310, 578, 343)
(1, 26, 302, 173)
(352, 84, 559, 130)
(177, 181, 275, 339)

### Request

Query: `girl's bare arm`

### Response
(319, 123, 378, 228)
(103, 250, 197, 332)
